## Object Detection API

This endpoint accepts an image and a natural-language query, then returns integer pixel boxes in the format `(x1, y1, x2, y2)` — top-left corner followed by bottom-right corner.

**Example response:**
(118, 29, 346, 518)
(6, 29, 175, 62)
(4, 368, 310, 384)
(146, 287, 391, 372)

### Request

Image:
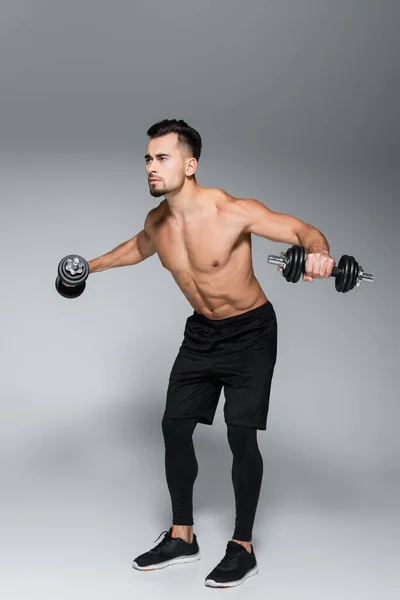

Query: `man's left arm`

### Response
(239, 197, 335, 282)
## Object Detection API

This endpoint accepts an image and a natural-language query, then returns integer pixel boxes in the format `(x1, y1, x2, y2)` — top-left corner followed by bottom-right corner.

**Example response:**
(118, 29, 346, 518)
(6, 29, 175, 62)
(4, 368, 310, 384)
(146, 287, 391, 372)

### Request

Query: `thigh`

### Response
(218, 317, 278, 430)
(164, 348, 223, 426)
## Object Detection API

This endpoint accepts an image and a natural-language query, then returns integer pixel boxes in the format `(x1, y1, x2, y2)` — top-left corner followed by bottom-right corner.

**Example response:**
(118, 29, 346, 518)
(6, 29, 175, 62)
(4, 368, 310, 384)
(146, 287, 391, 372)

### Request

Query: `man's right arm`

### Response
(88, 213, 157, 273)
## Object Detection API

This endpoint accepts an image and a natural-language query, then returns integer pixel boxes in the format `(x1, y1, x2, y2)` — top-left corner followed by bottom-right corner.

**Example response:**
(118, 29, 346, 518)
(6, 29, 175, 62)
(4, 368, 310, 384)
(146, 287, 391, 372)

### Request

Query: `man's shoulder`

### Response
(209, 188, 245, 207)
(211, 188, 251, 216)
(144, 201, 166, 231)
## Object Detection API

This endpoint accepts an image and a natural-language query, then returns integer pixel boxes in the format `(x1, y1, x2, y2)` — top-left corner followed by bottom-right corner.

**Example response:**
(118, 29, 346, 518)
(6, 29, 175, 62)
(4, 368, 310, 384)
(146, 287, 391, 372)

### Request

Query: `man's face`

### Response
(145, 133, 190, 198)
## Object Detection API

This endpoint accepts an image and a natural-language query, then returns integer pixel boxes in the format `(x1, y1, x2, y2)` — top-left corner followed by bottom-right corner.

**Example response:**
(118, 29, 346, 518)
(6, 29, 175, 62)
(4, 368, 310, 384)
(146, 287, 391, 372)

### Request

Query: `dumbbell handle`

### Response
(267, 254, 374, 284)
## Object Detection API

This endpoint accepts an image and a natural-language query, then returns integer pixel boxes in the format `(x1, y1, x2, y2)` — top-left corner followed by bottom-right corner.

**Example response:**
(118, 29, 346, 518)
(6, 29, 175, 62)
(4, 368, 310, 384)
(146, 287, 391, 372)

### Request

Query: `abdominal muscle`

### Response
(167, 244, 268, 320)
(174, 273, 268, 319)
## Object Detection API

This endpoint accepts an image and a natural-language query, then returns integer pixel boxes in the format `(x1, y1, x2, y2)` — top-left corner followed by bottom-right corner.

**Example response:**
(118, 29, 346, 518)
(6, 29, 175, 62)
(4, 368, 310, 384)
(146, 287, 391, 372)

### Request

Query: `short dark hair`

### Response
(146, 119, 202, 162)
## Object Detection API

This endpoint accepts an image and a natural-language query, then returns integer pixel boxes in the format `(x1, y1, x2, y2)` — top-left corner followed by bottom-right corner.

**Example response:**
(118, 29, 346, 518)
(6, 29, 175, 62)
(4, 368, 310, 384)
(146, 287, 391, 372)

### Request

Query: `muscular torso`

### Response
(148, 189, 268, 319)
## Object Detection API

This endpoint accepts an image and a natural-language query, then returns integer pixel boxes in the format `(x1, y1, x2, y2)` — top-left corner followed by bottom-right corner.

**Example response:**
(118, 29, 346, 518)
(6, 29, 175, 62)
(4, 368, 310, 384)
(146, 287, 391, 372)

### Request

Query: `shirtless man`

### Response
(87, 119, 335, 588)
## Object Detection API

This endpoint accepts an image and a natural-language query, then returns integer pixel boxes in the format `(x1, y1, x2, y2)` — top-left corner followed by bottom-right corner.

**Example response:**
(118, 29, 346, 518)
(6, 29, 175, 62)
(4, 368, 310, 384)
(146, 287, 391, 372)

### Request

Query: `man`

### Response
(87, 119, 335, 588)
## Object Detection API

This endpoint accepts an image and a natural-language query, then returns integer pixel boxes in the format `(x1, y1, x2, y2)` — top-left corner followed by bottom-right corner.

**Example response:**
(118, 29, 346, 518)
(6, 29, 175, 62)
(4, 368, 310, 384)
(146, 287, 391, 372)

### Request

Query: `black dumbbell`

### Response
(267, 245, 374, 293)
(55, 255, 90, 299)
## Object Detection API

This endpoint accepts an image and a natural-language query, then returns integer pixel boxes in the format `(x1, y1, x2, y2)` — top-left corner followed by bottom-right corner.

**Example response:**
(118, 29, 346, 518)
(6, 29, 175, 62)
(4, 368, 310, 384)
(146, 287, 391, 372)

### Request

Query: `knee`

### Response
(227, 424, 258, 460)
(162, 415, 197, 446)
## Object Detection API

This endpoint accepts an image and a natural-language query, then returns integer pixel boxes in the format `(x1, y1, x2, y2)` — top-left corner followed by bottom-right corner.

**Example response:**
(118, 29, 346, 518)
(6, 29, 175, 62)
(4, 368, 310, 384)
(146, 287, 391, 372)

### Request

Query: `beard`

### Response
(148, 175, 185, 198)
(149, 186, 166, 198)
(149, 180, 174, 197)
(149, 181, 170, 198)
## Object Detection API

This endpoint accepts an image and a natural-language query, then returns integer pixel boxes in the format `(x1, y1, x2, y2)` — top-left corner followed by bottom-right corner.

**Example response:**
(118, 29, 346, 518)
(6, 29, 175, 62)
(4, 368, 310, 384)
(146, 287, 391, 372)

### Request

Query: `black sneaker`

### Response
(132, 527, 200, 571)
(205, 541, 258, 588)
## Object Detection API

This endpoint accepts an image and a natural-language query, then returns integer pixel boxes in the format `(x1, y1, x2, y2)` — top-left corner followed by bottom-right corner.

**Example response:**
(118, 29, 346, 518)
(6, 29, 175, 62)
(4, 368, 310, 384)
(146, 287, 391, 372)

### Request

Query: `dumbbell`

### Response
(267, 245, 374, 293)
(55, 255, 90, 299)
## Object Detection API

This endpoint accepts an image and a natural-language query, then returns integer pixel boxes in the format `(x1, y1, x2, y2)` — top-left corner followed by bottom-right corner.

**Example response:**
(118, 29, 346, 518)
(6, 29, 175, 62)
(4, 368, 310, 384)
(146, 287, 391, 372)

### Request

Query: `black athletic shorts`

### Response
(164, 300, 277, 430)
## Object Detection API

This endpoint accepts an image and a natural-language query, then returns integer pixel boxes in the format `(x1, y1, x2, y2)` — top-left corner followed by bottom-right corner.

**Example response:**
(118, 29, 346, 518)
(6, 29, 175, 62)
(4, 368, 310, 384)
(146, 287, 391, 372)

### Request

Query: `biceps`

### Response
(136, 229, 157, 260)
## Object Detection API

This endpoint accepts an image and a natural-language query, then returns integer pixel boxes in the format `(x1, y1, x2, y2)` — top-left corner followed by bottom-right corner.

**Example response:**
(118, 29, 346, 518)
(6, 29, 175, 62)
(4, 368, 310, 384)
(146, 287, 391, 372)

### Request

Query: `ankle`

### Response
(232, 539, 252, 553)
(172, 525, 193, 544)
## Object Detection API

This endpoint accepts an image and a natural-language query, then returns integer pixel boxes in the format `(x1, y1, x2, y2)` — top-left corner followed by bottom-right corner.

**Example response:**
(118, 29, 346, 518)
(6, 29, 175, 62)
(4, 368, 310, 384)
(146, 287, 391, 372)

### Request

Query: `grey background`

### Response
(0, 1, 398, 598)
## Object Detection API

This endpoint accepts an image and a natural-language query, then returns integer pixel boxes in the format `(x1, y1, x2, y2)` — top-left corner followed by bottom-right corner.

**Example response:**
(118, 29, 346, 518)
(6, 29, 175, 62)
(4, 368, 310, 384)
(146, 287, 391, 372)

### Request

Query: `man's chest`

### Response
(152, 218, 245, 274)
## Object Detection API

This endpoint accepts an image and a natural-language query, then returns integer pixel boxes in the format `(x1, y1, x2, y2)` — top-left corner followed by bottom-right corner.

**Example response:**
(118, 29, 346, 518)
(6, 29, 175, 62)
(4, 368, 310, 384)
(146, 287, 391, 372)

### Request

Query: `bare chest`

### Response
(152, 218, 245, 274)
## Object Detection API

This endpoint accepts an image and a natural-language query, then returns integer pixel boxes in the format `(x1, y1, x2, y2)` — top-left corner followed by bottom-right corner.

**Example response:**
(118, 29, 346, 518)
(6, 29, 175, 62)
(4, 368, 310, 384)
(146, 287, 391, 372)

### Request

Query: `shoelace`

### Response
(217, 543, 245, 570)
(151, 530, 171, 551)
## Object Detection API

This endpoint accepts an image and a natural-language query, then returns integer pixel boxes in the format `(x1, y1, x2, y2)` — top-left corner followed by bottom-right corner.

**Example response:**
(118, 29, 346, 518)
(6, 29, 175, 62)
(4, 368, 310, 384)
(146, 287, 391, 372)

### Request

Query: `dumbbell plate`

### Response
(335, 255, 359, 293)
(58, 255, 89, 286)
(55, 276, 86, 299)
(283, 245, 305, 283)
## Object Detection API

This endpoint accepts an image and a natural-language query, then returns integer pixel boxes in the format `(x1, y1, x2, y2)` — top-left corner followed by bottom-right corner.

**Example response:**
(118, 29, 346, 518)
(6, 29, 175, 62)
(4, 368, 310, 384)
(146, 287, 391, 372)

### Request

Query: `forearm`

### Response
(88, 236, 144, 273)
(296, 224, 330, 255)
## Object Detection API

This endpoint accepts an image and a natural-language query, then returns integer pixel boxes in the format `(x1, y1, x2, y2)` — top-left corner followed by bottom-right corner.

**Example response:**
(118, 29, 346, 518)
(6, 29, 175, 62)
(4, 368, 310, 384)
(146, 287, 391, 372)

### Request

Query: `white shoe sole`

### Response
(205, 564, 259, 587)
(132, 552, 201, 571)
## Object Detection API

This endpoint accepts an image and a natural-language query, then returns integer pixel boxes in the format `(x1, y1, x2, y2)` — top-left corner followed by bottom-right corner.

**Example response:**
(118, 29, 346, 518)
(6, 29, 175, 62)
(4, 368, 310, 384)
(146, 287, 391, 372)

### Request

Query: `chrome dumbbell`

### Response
(55, 255, 90, 299)
(267, 245, 374, 293)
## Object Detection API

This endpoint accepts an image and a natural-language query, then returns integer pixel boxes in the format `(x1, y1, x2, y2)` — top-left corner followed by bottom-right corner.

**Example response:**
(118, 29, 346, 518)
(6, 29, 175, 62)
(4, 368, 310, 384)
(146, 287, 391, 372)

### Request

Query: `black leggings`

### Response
(161, 415, 263, 542)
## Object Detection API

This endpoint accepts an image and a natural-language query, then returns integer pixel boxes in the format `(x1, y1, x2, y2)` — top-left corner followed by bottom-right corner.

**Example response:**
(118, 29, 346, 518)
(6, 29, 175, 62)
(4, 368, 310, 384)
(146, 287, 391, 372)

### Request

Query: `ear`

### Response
(186, 157, 198, 177)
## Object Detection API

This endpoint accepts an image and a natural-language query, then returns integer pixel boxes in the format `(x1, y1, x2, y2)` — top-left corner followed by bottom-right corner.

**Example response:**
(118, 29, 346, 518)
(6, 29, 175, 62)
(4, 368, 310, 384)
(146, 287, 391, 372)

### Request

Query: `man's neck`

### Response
(164, 180, 205, 220)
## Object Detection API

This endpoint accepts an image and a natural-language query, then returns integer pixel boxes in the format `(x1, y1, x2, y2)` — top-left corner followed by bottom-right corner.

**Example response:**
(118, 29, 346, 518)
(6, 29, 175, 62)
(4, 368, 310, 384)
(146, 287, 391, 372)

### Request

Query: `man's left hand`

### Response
(303, 251, 336, 282)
